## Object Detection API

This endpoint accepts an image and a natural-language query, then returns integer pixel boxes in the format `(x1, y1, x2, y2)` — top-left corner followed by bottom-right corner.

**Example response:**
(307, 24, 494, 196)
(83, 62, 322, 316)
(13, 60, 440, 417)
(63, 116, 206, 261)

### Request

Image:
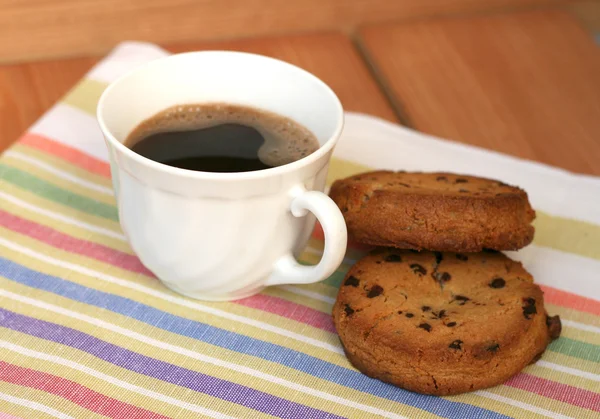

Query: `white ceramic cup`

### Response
(97, 51, 347, 301)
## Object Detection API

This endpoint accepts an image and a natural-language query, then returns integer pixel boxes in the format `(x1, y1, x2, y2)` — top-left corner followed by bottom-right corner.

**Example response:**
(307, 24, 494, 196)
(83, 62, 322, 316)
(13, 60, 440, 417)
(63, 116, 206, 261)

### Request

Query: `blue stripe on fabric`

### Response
(0, 257, 509, 419)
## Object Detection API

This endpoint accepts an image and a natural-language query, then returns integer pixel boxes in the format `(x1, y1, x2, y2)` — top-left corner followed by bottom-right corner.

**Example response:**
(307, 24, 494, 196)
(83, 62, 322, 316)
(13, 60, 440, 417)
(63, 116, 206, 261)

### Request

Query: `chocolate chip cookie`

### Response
(332, 249, 560, 395)
(329, 171, 535, 252)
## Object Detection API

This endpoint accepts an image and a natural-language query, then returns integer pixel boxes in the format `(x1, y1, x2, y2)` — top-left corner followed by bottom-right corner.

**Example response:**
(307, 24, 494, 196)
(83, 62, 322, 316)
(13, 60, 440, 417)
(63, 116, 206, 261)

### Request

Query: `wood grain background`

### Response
(0, 0, 562, 63)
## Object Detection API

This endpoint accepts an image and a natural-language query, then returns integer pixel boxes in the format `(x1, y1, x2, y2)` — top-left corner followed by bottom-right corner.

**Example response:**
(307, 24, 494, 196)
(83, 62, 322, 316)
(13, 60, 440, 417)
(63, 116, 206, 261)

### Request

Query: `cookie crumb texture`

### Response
(330, 171, 535, 252)
(333, 249, 560, 395)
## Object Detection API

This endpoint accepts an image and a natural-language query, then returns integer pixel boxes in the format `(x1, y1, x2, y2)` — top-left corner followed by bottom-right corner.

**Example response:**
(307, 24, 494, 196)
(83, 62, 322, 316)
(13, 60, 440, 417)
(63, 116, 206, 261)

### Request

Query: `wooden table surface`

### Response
(1, 7, 599, 176)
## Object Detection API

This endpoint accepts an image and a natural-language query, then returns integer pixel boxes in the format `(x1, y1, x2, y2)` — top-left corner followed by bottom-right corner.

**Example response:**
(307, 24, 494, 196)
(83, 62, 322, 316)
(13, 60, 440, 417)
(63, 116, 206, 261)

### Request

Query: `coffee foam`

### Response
(125, 103, 320, 167)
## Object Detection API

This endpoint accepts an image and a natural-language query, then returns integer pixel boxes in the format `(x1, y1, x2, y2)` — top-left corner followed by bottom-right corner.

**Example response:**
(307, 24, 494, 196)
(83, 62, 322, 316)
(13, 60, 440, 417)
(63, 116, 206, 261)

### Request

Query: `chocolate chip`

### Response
(375, 261, 381, 264)
(455, 254, 468, 261)
(459, 189, 469, 193)
(546, 315, 562, 340)
(432, 310, 446, 319)
(489, 277, 506, 288)
(410, 264, 427, 276)
(342, 206, 348, 213)
(421, 306, 431, 312)
(434, 272, 451, 282)
(453, 295, 470, 305)
(522, 298, 537, 319)
(449, 340, 463, 350)
(487, 343, 500, 352)
(384, 254, 402, 263)
(405, 313, 414, 318)
(397, 311, 403, 315)
(418, 323, 432, 332)
(436, 176, 448, 182)
(455, 178, 468, 183)
(446, 322, 457, 327)
(367, 285, 383, 298)
(344, 276, 359, 287)
(344, 304, 354, 316)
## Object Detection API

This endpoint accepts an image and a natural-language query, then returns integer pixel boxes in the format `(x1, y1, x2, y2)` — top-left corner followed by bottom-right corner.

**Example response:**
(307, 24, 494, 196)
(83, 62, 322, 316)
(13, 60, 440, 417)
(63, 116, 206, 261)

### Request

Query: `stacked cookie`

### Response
(329, 172, 561, 395)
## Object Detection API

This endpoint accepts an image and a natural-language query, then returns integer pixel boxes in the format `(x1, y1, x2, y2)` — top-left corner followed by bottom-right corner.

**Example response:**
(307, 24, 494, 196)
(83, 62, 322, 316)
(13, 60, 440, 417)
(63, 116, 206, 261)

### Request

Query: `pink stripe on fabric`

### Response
(0, 209, 154, 277)
(0, 361, 170, 419)
(506, 373, 600, 412)
(541, 285, 600, 316)
(237, 293, 336, 333)
(0, 413, 24, 419)
(19, 133, 111, 178)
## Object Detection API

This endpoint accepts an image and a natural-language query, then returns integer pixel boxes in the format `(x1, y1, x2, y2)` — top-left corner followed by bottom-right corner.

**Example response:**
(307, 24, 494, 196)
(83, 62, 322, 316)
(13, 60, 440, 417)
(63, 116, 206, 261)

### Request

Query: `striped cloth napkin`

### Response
(0, 42, 598, 419)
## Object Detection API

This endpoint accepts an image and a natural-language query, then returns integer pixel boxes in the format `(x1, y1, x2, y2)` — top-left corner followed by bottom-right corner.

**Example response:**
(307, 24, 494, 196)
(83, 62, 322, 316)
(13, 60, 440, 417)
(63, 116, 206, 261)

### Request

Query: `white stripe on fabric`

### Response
(85, 42, 168, 84)
(29, 104, 109, 162)
(0, 290, 409, 419)
(536, 360, 600, 383)
(475, 391, 575, 419)
(0, 340, 236, 419)
(507, 246, 600, 301)
(561, 319, 600, 335)
(280, 285, 336, 305)
(3, 151, 114, 196)
(0, 236, 342, 353)
(0, 191, 126, 241)
(0, 392, 75, 419)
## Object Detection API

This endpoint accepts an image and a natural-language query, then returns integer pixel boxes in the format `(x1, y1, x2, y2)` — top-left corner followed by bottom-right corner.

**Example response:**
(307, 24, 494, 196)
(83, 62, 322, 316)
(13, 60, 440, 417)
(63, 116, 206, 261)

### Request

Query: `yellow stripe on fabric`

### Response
(1, 156, 115, 205)
(534, 212, 600, 261)
(440, 392, 552, 419)
(0, 196, 131, 254)
(0, 180, 121, 233)
(546, 304, 600, 329)
(262, 285, 333, 313)
(12, 143, 112, 188)
(308, 237, 366, 262)
(0, 338, 271, 419)
(62, 79, 107, 116)
(0, 231, 344, 363)
(327, 158, 373, 186)
(525, 362, 600, 393)
(483, 384, 598, 419)
(0, 381, 108, 419)
(542, 351, 600, 376)
(0, 281, 438, 419)
(301, 250, 354, 273)
(559, 325, 600, 346)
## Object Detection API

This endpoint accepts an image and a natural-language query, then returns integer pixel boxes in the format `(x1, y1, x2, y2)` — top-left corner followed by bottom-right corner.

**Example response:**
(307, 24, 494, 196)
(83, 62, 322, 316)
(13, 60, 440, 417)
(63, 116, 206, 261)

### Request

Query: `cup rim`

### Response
(97, 50, 345, 180)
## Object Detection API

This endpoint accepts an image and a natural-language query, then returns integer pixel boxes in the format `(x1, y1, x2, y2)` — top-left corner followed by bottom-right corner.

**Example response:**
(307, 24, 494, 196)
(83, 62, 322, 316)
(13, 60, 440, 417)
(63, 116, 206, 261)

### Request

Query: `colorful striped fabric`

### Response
(0, 42, 599, 419)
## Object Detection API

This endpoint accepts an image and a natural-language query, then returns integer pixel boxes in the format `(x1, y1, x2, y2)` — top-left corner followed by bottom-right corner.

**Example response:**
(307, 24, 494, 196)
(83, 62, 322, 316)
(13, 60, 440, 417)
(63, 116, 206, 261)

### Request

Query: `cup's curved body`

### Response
(98, 51, 346, 300)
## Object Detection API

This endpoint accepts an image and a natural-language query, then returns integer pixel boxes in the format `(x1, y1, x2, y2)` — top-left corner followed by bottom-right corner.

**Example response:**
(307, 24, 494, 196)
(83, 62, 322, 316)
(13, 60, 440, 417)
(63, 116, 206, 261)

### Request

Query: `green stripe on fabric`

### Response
(62, 79, 107, 116)
(0, 164, 118, 222)
(549, 337, 600, 363)
(323, 271, 345, 288)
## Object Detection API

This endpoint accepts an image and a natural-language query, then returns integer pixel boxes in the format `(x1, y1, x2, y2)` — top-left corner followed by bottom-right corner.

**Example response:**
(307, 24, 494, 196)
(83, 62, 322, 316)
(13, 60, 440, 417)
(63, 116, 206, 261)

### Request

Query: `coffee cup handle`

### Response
(265, 187, 347, 287)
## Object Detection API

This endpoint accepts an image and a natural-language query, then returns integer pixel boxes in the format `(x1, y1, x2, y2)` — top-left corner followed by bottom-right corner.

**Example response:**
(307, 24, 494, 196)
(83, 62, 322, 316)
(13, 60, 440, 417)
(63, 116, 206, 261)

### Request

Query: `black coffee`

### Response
(124, 103, 319, 173)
